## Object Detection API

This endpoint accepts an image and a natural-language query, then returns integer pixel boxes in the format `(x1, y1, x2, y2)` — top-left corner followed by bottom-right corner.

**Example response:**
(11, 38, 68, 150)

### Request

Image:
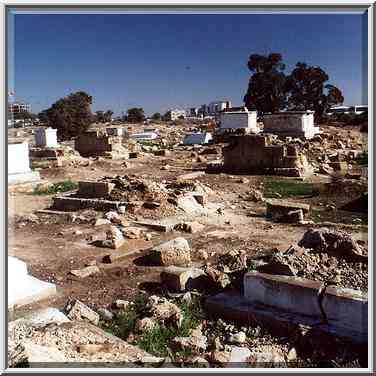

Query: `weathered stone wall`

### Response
(222, 134, 309, 176)
(75, 131, 114, 157)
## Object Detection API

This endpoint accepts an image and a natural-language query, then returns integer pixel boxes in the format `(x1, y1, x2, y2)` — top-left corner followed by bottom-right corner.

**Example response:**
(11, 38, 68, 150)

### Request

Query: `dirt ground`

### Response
(8, 124, 368, 318)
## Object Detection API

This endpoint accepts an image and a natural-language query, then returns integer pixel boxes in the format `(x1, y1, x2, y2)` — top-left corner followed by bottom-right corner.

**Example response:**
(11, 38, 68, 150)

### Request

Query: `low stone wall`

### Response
(222, 134, 311, 177)
(75, 131, 114, 157)
(52, 192, 126, 211)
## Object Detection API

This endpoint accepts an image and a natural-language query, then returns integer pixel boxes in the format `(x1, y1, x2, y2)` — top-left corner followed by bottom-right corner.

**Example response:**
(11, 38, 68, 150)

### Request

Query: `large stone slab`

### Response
(244, 271, 323, 318)
(8, 257, 56, 310)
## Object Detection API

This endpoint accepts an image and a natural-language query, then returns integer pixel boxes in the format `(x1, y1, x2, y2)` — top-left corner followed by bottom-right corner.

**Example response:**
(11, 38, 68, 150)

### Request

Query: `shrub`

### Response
(33, 180, 78, 195)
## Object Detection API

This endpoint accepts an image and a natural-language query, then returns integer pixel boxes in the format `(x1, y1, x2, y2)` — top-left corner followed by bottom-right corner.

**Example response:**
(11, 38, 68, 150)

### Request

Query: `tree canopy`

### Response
(243, 53, 344, 119)
(42, 91, 94, 140)
(244, 53, 288, 114)
(95, 110, 114, 123)
(287, 62, 344, 119)
(127, 108, 145, 123)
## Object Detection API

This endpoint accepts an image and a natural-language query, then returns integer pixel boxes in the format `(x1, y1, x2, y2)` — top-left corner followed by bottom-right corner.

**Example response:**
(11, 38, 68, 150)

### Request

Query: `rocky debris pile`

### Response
(8, 307, 160, 367)
(298, 228, 367, 263)
(149, 237, 191, 266)
(255, 229, 368, 291)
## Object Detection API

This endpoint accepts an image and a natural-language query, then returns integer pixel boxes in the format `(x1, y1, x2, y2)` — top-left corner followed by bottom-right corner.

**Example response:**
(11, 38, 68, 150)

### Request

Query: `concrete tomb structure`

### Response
(263, 111, 320, 139)
(75, 130, 129, 159)
(106, 127, 124, 137)
(222, 134, 312, 177)
(219, 107, 259, 133)
(8, 256, 56, 310)
(8, 141, 41, 185)
(183, 132, 213, 145)
(34, 127, 58, 148)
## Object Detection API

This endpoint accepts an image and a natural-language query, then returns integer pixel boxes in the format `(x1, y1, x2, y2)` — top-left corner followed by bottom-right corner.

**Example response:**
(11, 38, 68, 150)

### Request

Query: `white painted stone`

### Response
(183, 132, 213, 145)
(322, 286, 368, 336)
(107, 127, 123, 137)
(220, 109, 259, 132)
(8, 141, 41, 185)
(263, 111, 320, 139)
(35, 127, 58, 148)
(243, 271, 323, 318)
(8, 256, 56, 309)
(8, 141, 31, 174)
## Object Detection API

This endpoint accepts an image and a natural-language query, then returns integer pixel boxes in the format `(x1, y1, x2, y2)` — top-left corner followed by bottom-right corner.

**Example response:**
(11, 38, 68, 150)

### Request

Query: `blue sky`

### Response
(10, 12, 367, 116)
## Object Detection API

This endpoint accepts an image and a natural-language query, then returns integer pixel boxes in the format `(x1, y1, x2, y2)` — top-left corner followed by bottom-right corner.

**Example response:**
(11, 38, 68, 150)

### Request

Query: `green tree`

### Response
(244, 53, 288, 113)
(151, 112, 162, 121)
(127, 108, 145, 123)
(104, 110, 114, 123)
(95, 110, 113, 123)
(286, 62, 344, 121)
(13, 111, 37, 120)
(43, 91, 94, 140)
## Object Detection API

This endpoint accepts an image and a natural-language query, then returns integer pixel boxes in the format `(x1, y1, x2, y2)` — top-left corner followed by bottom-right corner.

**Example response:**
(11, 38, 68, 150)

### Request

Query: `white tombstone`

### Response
(263, 111, 320, 139)
(35, 127, 58, 148)
(183, 132, 213, 145)
(8, 141, 40, 185)
(220, 109, 259, 132)
(8, 256, 56, 309)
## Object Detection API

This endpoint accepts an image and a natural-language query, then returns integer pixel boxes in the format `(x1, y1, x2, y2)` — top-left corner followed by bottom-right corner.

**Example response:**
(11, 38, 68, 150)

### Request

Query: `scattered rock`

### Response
(97, 308, 113, 321)
(94, 218, 111, 226)
(103, 226, 125, 249)
(135, 317, 158, 333)
(205, 266, 231, 289)
(65, 300, 99, 325)
(115, 300, 131, 309)
(160, 266, 209, 292)
(298, 228, 367, 262)
(173, 326, 207, 351)
(211, 350, 231, 365)
(147, 296, 183, 327)
(227, 331, 247, 345)
(150, 237, 191, 266)
(174, 221, 205, 233)
(218, 249, 247, 273)
(69, 265, 100, 279)
(104, 211, 122, 224)
(257, 256, 296, 276)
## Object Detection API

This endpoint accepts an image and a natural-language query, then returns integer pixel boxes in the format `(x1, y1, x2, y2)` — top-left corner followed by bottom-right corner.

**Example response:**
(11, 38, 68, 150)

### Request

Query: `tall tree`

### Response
(151, 112, 162, 121)
(127, 108, 145, 123)
(104, 110, 114, 122)
(95, 110, 113, 123)
(244, 53, 288, 113)
(287, 62, 344, 120)
(43, 91, 94, 140)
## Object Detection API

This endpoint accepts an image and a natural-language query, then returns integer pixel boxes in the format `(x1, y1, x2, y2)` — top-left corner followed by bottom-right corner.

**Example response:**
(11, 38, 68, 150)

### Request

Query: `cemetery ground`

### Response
(8, 123, 368, 367)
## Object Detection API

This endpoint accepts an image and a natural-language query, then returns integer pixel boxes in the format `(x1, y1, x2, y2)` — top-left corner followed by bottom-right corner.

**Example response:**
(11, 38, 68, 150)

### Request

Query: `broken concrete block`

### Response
(321, 286, 367, 340)
(78, 181, 114, 198)
(243, 271, 323, 318)
(176, 194, 206, 214)
(97, 308, 113, 321)
(173, 326, 207, 351)
(192, 193, 207, 206)
(151, 237, 191, 266)
(285, 209, 304, 223)
(69, 265, 100, 279)
(247, 347, 285, 366)
(177, 171, 206, 180)
(65, 300, 100, 325)
(160, 266, 208, 292)
(9, 342, 67, 367)
(266, 199, 310, 222)
(104, 211, 122, 224)
(94, 218, 111, 226)
(104, 226, 125, 249)
(227, 346, 252, 366)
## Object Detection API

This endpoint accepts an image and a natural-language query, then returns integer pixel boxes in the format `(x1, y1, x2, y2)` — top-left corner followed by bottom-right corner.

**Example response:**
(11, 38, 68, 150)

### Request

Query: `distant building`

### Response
(208, 100, 231, 115)
(189, 107, 200, 117)
(9, 102, 31, 114)
(168, 109, 186, 121)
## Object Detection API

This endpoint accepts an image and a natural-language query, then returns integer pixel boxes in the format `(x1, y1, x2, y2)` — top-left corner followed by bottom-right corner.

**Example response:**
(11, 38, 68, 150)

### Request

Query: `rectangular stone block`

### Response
(244, 271, 323, 318)
(78, 181, 114, 198)
(322, 286, 368, 337)
(265, 199, 310, 220)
